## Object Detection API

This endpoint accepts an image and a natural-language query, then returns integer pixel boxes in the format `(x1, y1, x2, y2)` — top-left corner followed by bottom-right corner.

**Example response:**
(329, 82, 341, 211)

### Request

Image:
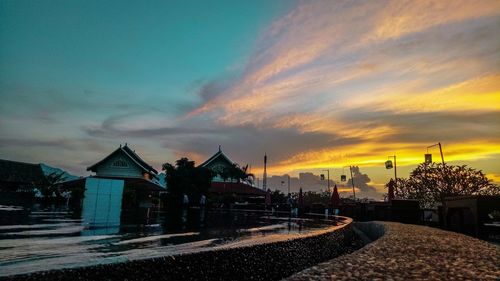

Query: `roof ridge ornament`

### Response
(219, 145, 221, 152)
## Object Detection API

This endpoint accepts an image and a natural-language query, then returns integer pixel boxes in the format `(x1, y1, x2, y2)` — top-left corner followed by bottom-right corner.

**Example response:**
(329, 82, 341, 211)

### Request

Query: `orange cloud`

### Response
(186, 1, 500, 186)
(372, 0, 500, 40)
(364, 75, 500, 113)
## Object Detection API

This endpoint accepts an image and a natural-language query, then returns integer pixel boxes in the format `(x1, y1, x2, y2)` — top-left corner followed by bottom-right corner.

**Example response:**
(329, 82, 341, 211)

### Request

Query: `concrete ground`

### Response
(285, 222, 500, 281)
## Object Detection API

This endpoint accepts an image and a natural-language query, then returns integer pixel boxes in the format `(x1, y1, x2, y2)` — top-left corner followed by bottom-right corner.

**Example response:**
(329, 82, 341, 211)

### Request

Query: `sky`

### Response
(1, 0, 499, 199)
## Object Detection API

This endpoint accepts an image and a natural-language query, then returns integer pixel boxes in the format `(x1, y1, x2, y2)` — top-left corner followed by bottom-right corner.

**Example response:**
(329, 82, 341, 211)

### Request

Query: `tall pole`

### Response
(263, 154, 267, 191)
(349, 166, 356, 200)
(427, 143, 445, 165)
(394, 156, 397, 192)
(322, 169, 330, 192)
(388, 155, 398, 194)
(287, 174, 290, 195)
(326, 170, 330, 192)
(438, 142, 445, 165)
(327, 170, 330, 192)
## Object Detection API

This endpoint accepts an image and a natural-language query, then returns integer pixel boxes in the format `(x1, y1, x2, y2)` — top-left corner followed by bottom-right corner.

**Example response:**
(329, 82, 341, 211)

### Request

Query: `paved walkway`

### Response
(285, 222, 500, 280)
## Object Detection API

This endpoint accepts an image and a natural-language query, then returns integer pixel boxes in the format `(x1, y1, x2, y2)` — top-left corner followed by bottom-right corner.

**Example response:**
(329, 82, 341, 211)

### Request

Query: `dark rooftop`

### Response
(0, 159, 48, 186)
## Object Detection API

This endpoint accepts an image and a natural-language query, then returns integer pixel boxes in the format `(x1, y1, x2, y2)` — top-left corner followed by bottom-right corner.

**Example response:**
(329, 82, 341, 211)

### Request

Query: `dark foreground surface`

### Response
(0, 205, 338, 277)
(1, 216, 357, 281)
(286, 221, 500, 281)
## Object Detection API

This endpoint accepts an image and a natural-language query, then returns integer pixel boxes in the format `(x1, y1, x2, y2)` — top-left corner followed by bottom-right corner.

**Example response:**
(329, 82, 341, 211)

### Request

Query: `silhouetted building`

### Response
(199, 146, 235, 183)
(87, 143, 159, 181)
(0, 159, 48, 192)
(444, 195, 500, 241)
(61, 144, 163, 209)
(339, 199, 420, 224)
(200, 147, 266, 202)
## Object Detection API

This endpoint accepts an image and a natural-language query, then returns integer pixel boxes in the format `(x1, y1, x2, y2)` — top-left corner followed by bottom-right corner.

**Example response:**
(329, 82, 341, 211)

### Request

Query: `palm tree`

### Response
(241, 164, 255, 185)
(226, 164, 254, 185)
(42, 172, 66, 199)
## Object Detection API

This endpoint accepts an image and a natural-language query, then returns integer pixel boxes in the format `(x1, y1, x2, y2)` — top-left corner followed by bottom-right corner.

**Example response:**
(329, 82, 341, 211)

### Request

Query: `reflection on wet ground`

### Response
(0, 204, 343, 277)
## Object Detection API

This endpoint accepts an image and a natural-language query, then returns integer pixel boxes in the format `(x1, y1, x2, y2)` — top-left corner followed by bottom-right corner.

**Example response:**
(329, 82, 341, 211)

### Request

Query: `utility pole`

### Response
(438, 142, 445, 165)
(349, 166, 356, 200)
(288, 174, 290, 195)
(427, 143, 445, 165)
(263, 154, 267, 191)
(387, 156, 397, 193)
(322, 169, 330, 192)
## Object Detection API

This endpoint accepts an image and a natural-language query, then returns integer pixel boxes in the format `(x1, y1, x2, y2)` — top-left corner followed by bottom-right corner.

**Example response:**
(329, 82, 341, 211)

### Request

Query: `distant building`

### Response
(0, 159, 48, 192)
(200, 147, 266, 200)
(61, 144, 164, 210)
(86, 144, 159, 181)
(444, 195, 500, 241)
(199, 146, 236, 183)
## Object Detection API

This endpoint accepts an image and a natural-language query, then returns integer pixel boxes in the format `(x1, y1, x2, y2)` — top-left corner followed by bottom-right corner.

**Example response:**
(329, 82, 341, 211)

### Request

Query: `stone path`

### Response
(285, 222, 500, 281)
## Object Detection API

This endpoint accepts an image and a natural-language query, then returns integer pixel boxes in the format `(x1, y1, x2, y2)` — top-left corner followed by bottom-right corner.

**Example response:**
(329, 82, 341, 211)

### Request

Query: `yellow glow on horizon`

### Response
(486, 173, 500, 184)
(250, 140, 500, 176)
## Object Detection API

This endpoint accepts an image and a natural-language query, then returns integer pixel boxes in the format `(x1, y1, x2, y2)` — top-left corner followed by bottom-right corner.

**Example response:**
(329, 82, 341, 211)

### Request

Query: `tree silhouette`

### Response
(394, 163, 500, 208)
(42, 172, 66, 199)
(162, 157, 212, 207)
(223, 163, 254, 184)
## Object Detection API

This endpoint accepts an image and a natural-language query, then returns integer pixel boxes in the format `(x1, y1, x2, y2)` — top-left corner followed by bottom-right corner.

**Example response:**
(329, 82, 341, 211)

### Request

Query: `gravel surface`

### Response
(285, 222, 500, 281)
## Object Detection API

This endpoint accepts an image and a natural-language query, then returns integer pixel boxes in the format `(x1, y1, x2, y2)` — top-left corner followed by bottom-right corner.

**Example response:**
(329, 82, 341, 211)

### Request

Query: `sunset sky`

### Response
(1, 0, 499, 198)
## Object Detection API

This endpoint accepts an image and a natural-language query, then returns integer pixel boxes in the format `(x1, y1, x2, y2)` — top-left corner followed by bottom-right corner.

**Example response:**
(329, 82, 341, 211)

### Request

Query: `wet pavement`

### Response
(0, 204, 342, 277)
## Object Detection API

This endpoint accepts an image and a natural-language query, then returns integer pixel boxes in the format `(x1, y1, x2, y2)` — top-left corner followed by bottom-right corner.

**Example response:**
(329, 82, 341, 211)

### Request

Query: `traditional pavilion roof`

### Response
(0, 159, 48, 186)
(87, 144, 159, 177)
(199, 146, 235, 168)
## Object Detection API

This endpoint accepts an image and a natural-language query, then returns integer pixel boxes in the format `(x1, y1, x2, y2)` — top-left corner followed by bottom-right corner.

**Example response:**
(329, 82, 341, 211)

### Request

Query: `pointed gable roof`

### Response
(199, 147, 235, 168)
(87, 144, 158, 176)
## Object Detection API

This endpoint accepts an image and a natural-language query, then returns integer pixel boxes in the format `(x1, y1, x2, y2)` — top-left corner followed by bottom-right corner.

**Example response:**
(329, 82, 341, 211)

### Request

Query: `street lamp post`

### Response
(386, 155, 397, 193)
(281, 175, 291, 195)
(426, 142, 445, 165)
(287, 174, 290, 195)
(349, 166, 356, 200)
(342, 166, 356, 200)
(322, 169, 330, 192)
